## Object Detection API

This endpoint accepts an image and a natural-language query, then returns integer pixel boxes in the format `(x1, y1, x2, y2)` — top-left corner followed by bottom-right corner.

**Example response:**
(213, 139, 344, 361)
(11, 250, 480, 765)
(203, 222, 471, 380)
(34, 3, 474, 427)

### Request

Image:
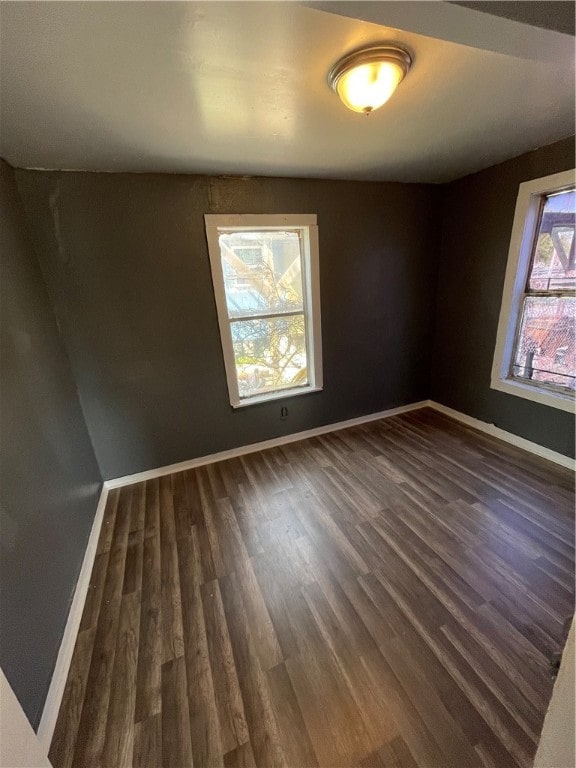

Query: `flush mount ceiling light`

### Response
(328, 45, 412, 115)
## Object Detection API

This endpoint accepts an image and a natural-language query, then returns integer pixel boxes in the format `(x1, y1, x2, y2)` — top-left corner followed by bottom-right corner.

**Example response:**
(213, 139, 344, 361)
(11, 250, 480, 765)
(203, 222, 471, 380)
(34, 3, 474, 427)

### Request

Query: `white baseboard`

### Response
(105, 401, 429, 489)
(37, 485, 109, 752)
(427, 400, 575, 471)
(105, 398, 575, 488)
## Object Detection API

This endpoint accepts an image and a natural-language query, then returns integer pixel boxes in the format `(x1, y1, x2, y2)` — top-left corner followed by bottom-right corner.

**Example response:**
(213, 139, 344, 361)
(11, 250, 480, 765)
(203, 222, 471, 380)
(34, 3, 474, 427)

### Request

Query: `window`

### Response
(205, 214, 322, 408)
(492, 170, 575, 413)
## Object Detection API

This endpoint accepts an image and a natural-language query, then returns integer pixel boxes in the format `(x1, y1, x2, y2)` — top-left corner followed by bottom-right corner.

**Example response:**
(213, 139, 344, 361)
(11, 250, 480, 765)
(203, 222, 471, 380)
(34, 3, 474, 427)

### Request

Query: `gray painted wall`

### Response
(15, 171, 442, 480)
(431, 136, 575, 458)
(0, 160, 102, 727)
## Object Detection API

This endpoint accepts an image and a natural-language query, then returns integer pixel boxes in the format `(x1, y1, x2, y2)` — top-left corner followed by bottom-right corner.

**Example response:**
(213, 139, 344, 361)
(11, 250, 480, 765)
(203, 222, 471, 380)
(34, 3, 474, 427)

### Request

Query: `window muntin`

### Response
(510, 189, 575, 394)
(205, 215, 322, 408)
(491, 170, 576, 413)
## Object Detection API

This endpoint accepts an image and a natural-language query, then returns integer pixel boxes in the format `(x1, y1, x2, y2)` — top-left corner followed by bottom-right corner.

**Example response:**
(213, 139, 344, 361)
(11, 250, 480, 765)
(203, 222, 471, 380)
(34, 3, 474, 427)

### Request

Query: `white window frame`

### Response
(205, 213, 323, 408)
(491, 169, 576, 413)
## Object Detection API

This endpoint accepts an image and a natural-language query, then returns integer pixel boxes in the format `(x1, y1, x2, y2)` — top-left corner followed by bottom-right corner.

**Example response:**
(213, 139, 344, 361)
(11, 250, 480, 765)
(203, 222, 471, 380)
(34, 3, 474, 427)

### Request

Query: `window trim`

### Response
(205, 213, 323, 408)
(491, 169, 575, 413)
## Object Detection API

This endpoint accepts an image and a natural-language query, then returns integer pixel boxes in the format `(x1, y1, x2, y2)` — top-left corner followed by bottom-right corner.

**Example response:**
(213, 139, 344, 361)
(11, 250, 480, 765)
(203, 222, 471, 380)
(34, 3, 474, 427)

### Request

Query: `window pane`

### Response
(529, 189, 575, 290)
(512, 296, 576, 390)
(230, 315, 308, 399)
(219, 230, 304, 318)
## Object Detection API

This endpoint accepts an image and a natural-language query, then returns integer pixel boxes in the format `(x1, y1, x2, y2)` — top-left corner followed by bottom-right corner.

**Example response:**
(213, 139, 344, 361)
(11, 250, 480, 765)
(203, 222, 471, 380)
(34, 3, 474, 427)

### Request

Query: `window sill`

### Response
(231, 385, 323, 409)
(491, 377, 575, 413)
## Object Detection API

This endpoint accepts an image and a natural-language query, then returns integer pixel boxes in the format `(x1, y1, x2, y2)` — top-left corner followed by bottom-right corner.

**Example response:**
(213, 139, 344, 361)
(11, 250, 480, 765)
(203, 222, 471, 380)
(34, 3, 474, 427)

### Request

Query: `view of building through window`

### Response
(218, 230, 309, 399)
(512, 189, 575, 392)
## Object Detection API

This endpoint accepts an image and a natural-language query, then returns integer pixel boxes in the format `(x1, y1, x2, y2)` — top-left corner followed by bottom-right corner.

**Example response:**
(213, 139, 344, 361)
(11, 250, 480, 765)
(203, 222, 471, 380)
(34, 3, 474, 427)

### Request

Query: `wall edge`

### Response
(37, 484, 109, 751)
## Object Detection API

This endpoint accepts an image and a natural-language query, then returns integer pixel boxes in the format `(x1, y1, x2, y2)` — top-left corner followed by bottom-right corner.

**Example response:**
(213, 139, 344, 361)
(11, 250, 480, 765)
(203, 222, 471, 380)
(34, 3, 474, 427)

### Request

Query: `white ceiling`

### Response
(0, 1, 574, 183)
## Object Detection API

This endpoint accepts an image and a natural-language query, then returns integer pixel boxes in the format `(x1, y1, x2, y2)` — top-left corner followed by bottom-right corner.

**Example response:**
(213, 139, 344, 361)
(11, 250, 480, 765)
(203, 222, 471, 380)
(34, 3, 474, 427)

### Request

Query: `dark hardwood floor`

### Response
(49, 408, 575, 768)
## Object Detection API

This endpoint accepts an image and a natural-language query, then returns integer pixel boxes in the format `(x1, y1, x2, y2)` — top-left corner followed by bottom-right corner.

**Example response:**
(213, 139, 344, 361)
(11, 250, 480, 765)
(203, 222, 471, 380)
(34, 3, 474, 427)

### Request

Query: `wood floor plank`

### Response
(220, 575, 286, 768)
(356, 587, 521, 768)
(161, 656, 193, 768)
(159, 474, 185, 663)
(360, 569, 537, 767)
(251, 551, 303, 660)
(71, 485, 132, 768)
(79, 551, 109, 632)
(380, 635, 482, 767)
(123, 528, 144, 596)
(184, 467, 204, 526)
(129, 481, 146, 533)
(134, 515, 162, 721)
(302, 580, 399, 755)
(133, 713, 162, 768)
(223, 742, 257, 768)
(356, 650, 448, 768)
(220, 462, 264, 558)
(201, 579, 249, 754)
(48, 629, 96, 768)
(95, 487, 120, 555)
(266, 662, 319, 768)
(361, 736, 419, 768)
(177, 532, 224, 767)
(197, 466, 228, 579)
(144, 478, 160, 539)
(101, 591, 141, 767)
(284, 606, 377, 766)
(50, 409, 574, 768)
(173, 470, 193, 541)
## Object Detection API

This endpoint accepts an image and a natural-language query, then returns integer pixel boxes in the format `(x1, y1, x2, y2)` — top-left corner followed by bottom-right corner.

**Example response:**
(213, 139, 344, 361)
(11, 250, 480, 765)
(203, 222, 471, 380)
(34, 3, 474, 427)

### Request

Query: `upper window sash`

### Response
(491, 169, 576, 413)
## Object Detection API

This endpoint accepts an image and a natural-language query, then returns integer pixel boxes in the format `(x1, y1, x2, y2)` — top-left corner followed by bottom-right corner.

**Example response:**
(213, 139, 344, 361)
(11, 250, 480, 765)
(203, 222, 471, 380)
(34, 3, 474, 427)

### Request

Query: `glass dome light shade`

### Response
(329, 46, 412, 115)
